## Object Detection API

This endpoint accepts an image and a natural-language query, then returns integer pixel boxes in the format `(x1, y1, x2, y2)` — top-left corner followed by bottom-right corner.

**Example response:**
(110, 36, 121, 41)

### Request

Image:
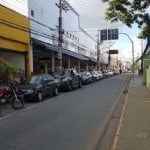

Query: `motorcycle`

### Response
(0, 81, 24, 111)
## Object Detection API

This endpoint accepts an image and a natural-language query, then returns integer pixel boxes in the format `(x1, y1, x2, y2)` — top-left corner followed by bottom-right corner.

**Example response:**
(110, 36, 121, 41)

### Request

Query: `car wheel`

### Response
(68, 83, 72, 91)
(53, 87, 58, 96)
(37, 92, 43, 101)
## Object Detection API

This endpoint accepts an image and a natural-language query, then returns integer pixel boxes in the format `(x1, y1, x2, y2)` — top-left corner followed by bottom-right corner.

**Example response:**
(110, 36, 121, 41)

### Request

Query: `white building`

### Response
(1, 0, 108, 75)
(28, 0, 99, 73)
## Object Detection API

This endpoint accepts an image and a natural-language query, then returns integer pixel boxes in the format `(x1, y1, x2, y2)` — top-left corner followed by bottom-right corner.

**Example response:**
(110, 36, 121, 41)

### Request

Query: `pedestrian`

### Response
(120, 69, 122, 74)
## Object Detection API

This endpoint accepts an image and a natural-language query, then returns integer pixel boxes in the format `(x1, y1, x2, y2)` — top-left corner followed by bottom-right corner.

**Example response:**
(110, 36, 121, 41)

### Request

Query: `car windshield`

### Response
(80, 72, 87, 76)
(30, 76, 42, 84)
(91, 71, 96, 75)
(54, 70, 70, 77)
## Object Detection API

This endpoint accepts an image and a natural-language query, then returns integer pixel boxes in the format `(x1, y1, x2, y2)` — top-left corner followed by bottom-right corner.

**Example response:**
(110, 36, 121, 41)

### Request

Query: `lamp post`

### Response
(119, 33, 135, 80)
(108, 42, 115, 69)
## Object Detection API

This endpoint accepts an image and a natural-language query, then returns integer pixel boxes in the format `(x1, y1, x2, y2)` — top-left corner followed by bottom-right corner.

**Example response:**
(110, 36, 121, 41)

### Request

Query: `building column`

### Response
(86, 62, 88, 71)
(78, 60, 80, 72)
(52, 51, 55, 73)
(92, 63, 94, 70)
(68, 56, 71, 69)
(44, 63, 48, 74)
(26, 43, 33, 77)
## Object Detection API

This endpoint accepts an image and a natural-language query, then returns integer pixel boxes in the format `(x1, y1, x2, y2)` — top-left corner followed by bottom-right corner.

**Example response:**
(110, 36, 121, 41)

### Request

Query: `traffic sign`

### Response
(109, 50, 118, 54)
(100, 29, 119, 41)
(108, 29, 118, 40)
(100, 29, 107, 41)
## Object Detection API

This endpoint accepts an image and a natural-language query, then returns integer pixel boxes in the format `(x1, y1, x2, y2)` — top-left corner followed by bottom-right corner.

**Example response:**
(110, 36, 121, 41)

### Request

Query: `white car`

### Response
(97, 71, 103, 79)
(107, 70, 114, 76)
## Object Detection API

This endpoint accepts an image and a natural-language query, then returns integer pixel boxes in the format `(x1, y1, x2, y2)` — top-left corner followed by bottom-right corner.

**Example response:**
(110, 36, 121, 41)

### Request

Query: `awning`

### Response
(32, 38, 88, 60)
(32, 38, 58, 52)
(62, 49, 88, 60)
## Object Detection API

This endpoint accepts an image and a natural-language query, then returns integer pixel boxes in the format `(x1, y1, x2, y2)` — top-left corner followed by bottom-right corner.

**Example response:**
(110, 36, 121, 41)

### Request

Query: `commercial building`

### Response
(1, 0, 108, 77)
(28, 0, 98, 74)
(0, 1, 31, 76)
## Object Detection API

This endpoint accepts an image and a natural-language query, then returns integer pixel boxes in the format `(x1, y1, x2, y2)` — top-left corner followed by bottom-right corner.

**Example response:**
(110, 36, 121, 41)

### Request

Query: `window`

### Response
(31, 10, 34, 17)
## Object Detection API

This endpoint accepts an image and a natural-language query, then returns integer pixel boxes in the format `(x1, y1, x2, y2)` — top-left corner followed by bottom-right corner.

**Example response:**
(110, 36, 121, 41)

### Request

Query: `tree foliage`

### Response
(102, 0, 150, 29)
(138, 24, 150, 38)
(0, 60, 19, 80)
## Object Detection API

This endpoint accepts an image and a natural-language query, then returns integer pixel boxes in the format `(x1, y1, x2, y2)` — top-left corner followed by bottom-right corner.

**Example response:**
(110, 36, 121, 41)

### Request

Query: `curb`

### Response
(91, 75, 132, 150)
(111, 84, 129, 150)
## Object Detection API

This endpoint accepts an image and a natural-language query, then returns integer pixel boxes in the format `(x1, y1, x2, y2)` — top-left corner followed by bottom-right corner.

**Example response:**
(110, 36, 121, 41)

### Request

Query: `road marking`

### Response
(111, 90, 129, 150)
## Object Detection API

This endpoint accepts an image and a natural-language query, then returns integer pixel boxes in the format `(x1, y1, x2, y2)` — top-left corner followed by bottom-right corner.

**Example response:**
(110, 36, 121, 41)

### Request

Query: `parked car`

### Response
(17, 74, 59, 101)
(107, 70, 114, 76)
(102, 70, 110, 78)
(97, 70, 104, 79)
(90, 70, 100, 81)
(80, 71, 93, 84)
(54, 68, 82, 91)
(113, 70, 120, 75)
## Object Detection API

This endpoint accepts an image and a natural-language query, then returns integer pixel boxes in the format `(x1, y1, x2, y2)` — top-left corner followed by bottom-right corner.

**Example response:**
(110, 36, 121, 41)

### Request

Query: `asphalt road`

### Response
(0, 74, 130, 150)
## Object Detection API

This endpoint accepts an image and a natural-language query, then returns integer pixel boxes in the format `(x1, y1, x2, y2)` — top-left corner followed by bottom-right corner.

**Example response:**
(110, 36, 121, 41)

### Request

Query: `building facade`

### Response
(0, 1, 31, 76)
(0, 0, 108, 76)
(28, 0, 98, 73)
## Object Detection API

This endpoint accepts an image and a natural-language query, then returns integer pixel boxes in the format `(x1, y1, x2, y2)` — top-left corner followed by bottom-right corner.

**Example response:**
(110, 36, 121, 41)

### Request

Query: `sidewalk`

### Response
(116, 75, 150, 150)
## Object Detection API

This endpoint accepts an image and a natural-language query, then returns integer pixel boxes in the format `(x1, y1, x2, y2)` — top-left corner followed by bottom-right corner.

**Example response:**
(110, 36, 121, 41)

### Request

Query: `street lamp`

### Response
(108, 41, 116, 69)
(119, 33, 135, 80)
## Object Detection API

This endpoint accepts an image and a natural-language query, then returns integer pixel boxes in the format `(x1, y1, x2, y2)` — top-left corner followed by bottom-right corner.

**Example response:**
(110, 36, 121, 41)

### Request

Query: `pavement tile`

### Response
(117, 75, 150, 150)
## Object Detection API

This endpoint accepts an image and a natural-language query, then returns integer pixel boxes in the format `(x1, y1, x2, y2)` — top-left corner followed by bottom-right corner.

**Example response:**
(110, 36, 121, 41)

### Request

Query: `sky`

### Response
(0, 0, 28, 16)
(67, 0, 146, 62)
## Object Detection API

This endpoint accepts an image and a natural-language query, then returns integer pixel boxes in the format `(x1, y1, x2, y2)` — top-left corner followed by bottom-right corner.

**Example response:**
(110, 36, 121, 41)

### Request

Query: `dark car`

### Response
(80, 71, 93, 84)
(17, 74, 59, 101)
(54, 68, 82, 91)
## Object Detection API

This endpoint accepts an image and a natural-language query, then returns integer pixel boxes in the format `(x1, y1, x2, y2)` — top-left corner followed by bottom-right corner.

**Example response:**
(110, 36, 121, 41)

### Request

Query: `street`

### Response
(0, 74, 130, 150)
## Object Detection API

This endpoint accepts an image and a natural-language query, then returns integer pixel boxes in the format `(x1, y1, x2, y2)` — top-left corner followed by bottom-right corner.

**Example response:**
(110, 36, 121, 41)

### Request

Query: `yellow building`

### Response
(0, 5, 31, 77)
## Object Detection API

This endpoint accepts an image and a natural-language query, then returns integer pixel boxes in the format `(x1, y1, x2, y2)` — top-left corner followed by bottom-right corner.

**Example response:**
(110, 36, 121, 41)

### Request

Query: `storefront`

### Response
(0, 5, 31, 77)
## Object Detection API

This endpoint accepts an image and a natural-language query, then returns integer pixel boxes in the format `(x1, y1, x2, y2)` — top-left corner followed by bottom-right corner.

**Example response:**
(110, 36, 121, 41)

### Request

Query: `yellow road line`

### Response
(111, 91, 129, 150)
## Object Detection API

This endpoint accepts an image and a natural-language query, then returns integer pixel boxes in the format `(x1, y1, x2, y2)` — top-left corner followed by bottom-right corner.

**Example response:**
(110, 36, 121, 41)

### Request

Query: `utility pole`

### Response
(56, 0, 69, 70)
(97, 29, 100, 70)
(108, 42, 111, 69)
(141, 34, 144, 74)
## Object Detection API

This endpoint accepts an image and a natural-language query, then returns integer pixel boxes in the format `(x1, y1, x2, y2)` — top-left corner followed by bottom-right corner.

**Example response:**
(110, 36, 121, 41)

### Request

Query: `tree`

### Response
(138, 24, 150, 38)
(0, 60, 19, 81)
(102, 0, 150, 28)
